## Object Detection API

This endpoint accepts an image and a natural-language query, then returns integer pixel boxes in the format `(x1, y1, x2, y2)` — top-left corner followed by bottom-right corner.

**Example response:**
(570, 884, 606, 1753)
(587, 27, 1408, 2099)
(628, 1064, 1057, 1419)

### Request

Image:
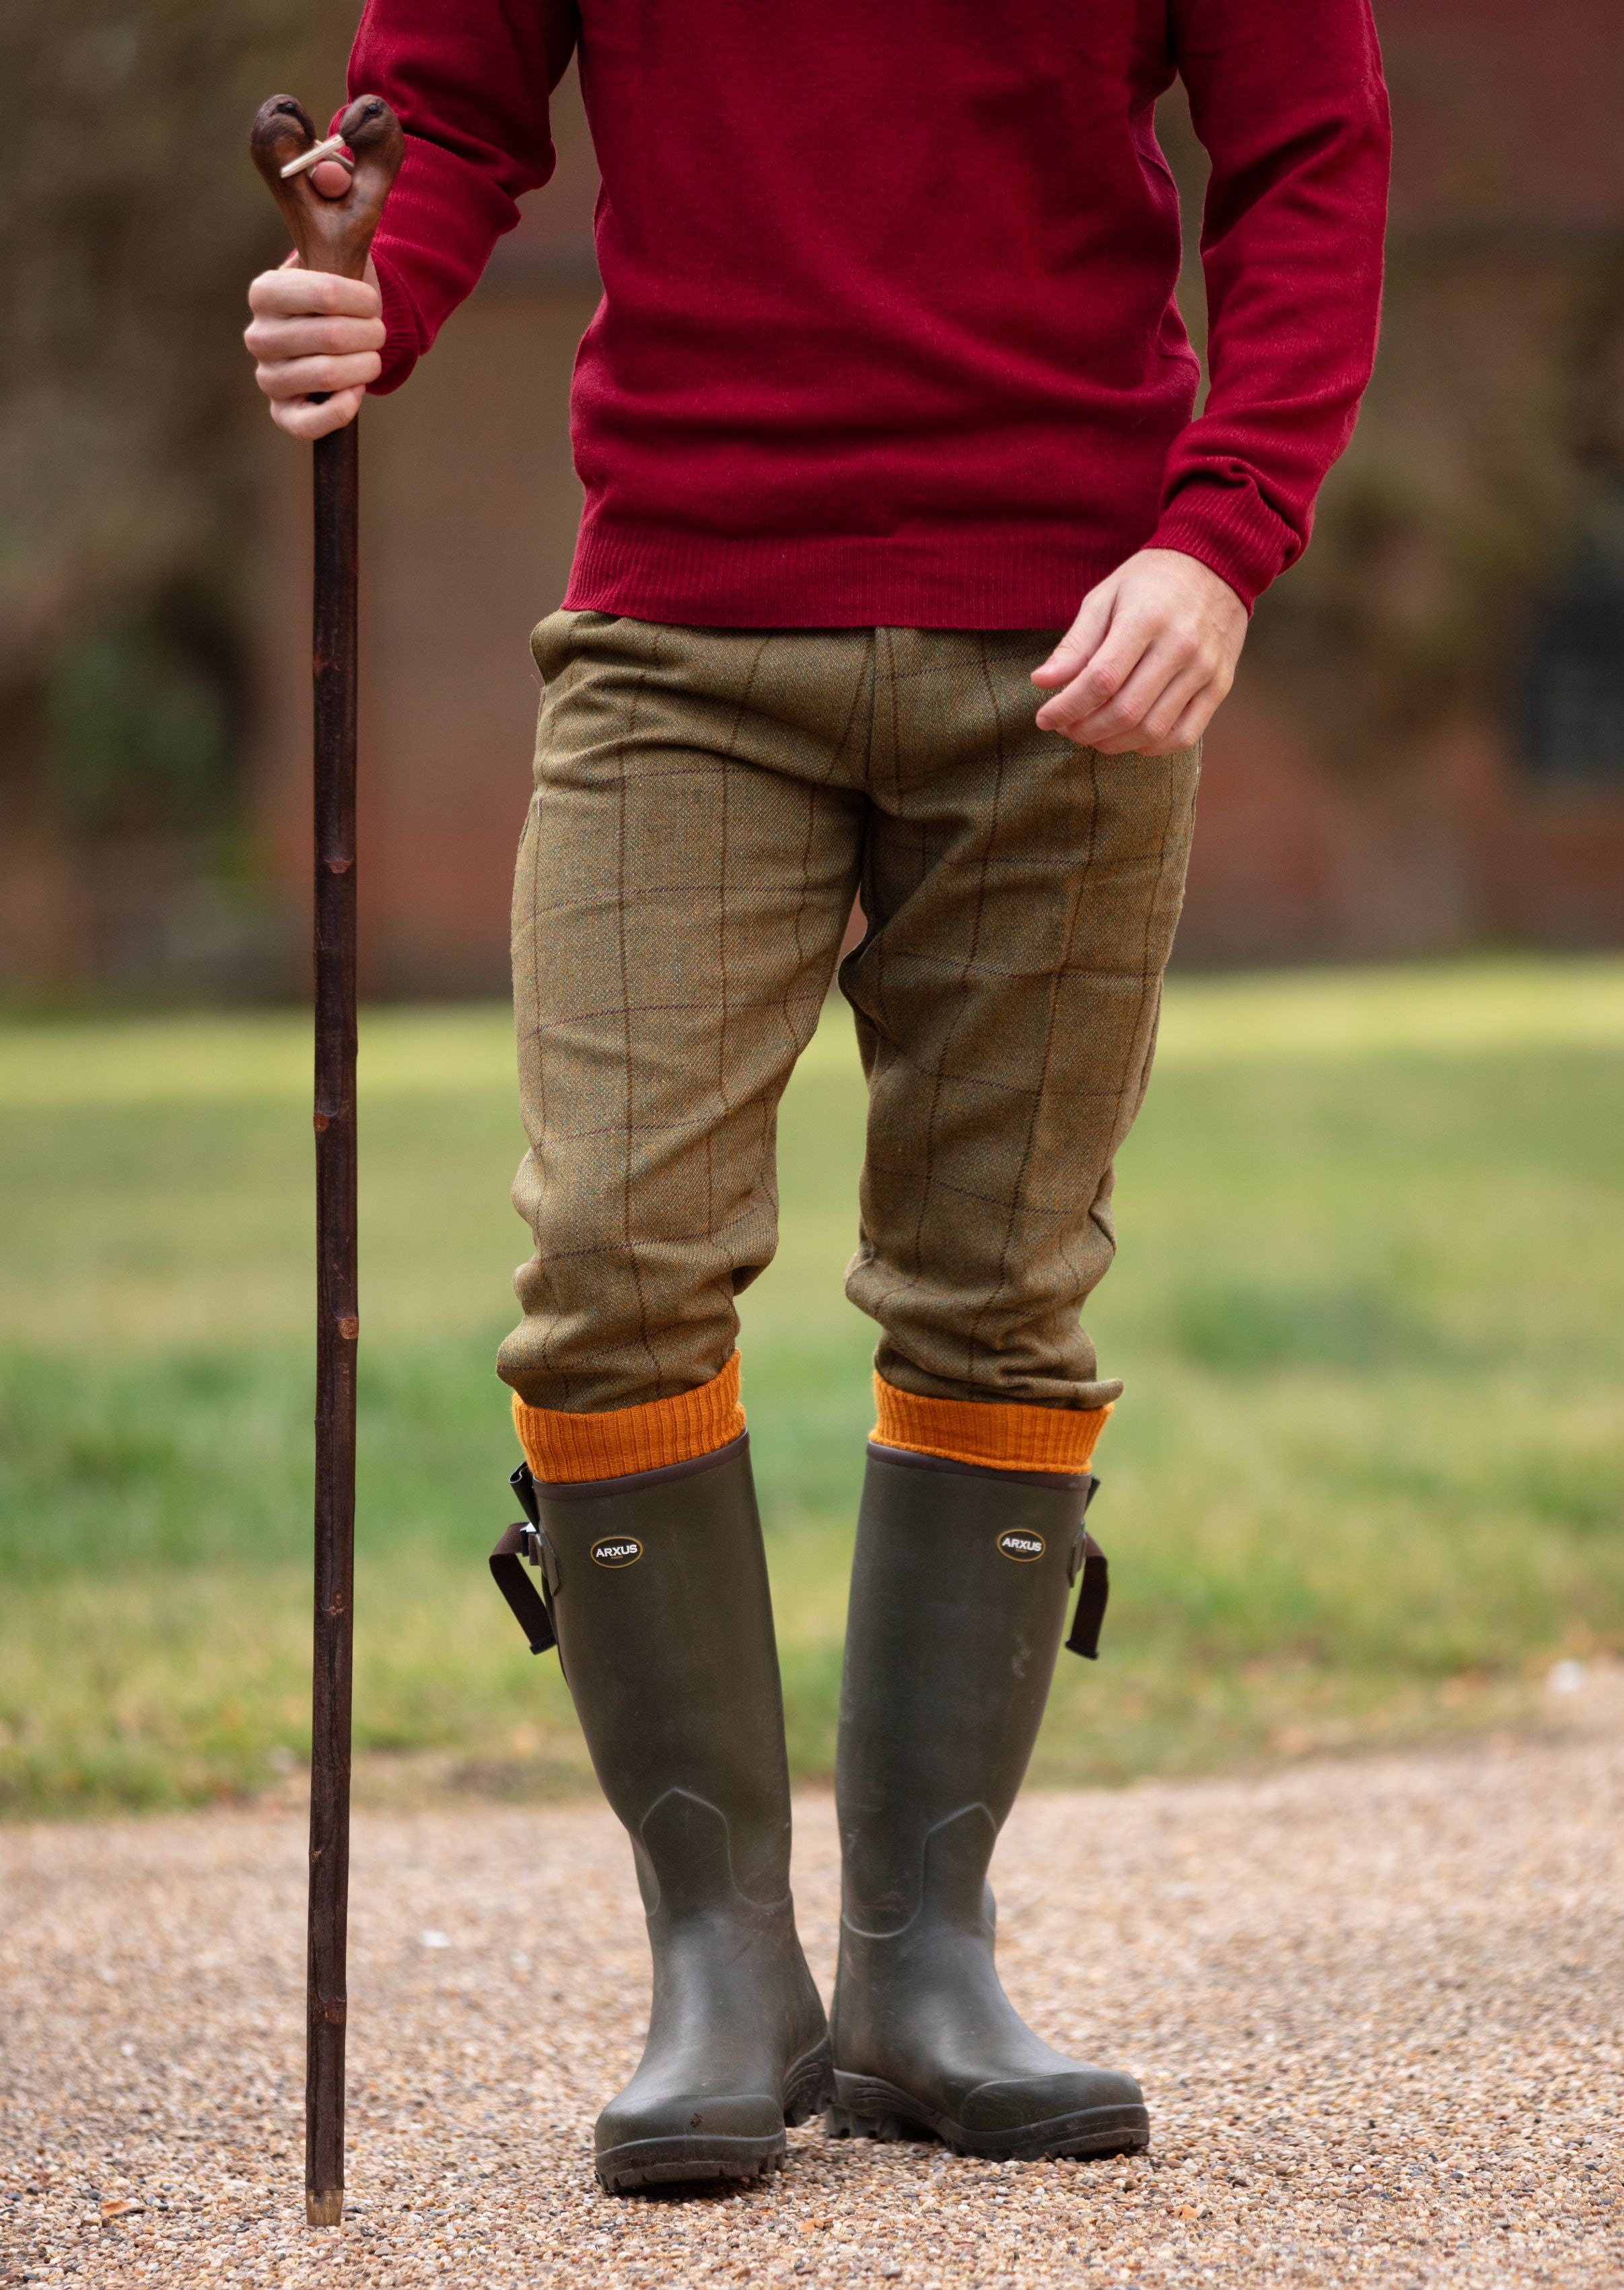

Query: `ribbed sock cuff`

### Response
(511, 1354, 745, 1486)
(871, 1374, 1113, 1475)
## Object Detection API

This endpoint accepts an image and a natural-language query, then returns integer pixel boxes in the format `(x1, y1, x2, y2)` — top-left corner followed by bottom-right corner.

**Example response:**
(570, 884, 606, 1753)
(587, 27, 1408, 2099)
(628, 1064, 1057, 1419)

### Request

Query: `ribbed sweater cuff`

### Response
(369, 251, 423, 396)
(871, 1375, 1113, 1476)
(1147, 482, 1298, 612)
(511, 1354, 745, 1485)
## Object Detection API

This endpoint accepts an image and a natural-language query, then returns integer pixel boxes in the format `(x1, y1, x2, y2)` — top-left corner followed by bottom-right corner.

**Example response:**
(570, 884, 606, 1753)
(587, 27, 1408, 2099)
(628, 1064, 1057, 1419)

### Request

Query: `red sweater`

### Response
(349, 0, 1389, 626)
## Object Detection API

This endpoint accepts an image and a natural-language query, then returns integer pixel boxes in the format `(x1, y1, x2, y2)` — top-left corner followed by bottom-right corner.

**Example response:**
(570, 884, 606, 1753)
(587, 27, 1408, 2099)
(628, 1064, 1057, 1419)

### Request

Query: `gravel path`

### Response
(3, 1703, 1621, 2289)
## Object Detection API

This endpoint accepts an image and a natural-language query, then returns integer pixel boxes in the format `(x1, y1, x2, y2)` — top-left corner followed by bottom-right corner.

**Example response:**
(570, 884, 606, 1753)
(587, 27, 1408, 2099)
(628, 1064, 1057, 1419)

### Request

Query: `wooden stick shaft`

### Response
(306, 419, 360, 2229)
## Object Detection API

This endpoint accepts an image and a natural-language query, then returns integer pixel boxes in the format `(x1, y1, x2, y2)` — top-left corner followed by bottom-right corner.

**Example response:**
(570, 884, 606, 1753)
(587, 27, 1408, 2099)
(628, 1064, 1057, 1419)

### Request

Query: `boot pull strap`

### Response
(1064, 1473, 1109, 1660)
(489, 1462, 559, 1655)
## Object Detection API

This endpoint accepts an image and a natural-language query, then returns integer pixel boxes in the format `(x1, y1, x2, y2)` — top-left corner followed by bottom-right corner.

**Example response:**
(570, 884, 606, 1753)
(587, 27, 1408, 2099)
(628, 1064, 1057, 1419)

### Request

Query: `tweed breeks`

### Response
(497, 613, 1198, 1417)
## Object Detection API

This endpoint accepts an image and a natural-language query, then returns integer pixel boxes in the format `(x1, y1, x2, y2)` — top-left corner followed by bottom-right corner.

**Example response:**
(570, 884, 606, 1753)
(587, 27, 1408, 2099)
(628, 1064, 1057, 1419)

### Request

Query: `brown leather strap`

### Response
(489, 1519, 557, 1656)
(1064, 1532, 1109, 1659)
(1064, 1474, 1109, 1659)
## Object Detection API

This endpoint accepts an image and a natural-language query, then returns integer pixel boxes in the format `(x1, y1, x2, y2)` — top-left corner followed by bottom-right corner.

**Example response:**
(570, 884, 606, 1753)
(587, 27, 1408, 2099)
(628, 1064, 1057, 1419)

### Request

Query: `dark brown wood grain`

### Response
(305, 416, 360, 2231)
(250, 90, 400, 2233)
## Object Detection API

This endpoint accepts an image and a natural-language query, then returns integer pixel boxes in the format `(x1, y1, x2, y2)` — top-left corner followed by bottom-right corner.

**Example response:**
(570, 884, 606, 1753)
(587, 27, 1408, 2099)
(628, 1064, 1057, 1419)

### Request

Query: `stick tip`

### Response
(306, 2188, 345, 2227)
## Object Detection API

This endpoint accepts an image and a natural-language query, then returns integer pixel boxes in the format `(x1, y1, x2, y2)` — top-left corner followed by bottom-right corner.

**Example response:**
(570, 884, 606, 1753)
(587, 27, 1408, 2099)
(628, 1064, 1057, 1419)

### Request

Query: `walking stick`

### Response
(250, 93, 402, 2230)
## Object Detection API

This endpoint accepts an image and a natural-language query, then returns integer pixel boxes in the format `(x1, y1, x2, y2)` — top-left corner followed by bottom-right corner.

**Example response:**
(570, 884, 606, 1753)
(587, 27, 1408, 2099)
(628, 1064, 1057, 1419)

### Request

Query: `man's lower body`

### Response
(499, 612, 1198, 2191)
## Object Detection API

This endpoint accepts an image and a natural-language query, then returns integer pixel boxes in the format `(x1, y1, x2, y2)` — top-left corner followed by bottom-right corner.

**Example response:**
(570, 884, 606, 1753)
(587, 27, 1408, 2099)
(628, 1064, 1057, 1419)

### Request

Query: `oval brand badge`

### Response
(590, 1536, 644, 1569)
(996, 1529, 1047, 1564)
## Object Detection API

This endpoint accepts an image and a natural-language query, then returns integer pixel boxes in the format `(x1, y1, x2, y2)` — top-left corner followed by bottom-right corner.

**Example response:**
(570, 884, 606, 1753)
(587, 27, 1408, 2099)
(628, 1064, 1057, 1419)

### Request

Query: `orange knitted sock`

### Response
(872, 1373, 1111, 1475)
(511, 1353, 745, 1486)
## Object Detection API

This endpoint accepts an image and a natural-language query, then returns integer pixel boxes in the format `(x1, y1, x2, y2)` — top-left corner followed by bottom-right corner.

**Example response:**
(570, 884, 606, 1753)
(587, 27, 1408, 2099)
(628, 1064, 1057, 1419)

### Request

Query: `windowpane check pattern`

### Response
(500, 614, 1199, 1418)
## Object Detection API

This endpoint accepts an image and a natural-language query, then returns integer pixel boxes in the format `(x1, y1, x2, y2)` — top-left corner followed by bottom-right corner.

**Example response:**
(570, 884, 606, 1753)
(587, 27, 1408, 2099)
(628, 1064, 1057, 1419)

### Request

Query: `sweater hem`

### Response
(562, 517, 1150, 631)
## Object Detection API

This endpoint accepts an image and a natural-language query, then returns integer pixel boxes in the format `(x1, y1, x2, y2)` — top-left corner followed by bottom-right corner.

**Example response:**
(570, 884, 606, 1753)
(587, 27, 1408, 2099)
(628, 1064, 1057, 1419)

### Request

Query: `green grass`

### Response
(3, 958, 1623, 1815)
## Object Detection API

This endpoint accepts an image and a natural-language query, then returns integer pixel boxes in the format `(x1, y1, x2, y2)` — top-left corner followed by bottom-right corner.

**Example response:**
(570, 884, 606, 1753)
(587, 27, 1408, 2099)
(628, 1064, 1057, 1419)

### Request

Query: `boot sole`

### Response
(826, 2071, 1150, 2163)
(596, 2040, 834, 2194)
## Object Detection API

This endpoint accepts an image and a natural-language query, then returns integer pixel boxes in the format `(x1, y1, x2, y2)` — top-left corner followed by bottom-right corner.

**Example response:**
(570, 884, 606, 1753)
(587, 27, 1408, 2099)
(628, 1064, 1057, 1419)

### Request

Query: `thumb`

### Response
(1032, 575, 1119, 688)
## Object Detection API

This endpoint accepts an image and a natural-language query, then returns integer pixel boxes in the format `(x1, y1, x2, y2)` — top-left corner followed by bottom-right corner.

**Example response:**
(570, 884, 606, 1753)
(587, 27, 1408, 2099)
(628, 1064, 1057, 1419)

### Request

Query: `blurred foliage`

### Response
(0, 0, 350, 707)
(40, 594, 240, 832)
(1250, 244, 1624, 775)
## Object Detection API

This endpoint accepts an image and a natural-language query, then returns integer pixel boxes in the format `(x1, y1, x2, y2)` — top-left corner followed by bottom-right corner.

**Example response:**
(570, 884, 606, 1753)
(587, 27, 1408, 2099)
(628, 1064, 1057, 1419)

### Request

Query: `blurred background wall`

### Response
(2, 0, 1622, 1000)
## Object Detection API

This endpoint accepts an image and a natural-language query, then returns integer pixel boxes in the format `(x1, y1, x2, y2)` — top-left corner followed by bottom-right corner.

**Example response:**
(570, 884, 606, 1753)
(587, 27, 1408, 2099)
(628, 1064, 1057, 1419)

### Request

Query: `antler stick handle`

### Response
(250, 94, 403, 279)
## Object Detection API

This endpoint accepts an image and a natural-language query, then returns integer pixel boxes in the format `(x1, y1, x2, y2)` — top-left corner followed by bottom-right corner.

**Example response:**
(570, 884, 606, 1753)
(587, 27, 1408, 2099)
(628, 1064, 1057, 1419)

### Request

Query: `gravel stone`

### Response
(2, 1700, 1620, 2288)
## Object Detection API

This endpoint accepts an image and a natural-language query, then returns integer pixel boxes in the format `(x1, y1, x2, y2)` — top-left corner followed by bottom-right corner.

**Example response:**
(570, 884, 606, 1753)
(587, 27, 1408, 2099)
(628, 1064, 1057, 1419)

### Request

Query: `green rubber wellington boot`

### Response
(828, 1443, 1150, 2162)
(530, 1437, 831, 2192)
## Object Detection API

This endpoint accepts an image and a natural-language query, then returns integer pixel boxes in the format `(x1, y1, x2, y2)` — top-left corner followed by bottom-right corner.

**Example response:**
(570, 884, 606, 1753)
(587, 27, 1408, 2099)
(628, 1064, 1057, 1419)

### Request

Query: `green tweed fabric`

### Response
(498, 613, 1199, 1416)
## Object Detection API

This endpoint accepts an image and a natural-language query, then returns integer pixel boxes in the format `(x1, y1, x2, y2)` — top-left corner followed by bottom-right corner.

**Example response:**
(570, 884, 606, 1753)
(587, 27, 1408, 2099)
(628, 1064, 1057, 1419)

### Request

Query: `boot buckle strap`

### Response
(489, 1461, 560, 1655)
(1065, 1473, 1109, 1661)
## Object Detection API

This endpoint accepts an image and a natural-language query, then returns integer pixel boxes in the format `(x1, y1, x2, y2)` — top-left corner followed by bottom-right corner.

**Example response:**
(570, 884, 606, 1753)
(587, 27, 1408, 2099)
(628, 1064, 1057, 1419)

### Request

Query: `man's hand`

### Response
(1032, 549, 1248, 754)
(244, 160, 384, 441)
